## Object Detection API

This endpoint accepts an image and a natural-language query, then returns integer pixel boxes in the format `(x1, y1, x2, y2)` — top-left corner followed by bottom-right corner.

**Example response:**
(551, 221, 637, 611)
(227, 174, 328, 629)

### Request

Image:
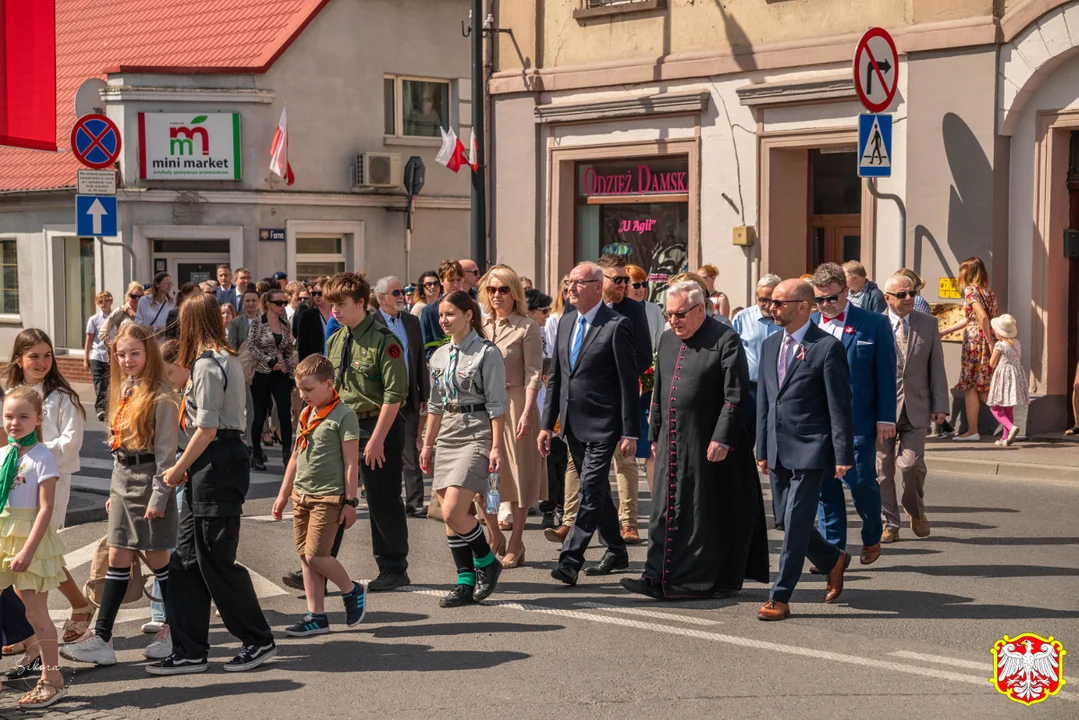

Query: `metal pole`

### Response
(470, 0, 487, 273)
(867, 178, 906, 271)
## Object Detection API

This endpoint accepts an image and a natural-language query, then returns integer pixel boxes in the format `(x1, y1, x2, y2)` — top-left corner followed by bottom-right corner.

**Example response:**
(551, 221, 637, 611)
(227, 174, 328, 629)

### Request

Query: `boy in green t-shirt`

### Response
(273, 355, 366, 635)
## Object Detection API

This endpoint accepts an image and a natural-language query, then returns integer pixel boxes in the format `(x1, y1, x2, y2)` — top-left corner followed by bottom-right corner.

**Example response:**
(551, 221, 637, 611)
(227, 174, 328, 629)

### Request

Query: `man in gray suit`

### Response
(228, 289, 260, 350)
(876, 274, 949, 542)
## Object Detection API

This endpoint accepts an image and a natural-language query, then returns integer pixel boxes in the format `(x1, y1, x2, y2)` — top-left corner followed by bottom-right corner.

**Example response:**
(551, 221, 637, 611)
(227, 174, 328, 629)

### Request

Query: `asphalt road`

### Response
(3, 453, 1077, 719)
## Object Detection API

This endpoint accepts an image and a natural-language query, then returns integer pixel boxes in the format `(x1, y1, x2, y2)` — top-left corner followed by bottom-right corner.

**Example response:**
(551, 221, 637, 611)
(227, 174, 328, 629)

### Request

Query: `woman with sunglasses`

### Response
(135, 272, 176, 342)
(411, 271, 441, 318)
(247, 288, 297, 470)
(104, 282, 144, 350)
(479, 265, 544, 568)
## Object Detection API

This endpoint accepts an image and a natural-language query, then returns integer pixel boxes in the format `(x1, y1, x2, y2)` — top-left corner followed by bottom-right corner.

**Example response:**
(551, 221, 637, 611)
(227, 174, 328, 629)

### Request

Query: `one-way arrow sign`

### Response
(76, 195, 117, 237)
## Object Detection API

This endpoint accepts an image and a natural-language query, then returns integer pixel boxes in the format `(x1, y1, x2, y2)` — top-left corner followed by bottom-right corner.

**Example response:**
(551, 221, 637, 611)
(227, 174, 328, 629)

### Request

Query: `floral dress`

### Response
(957, 285, 997, 392)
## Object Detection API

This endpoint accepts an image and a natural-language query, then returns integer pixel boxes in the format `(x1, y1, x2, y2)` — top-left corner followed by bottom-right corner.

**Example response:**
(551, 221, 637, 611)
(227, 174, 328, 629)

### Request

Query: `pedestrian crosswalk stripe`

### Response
(573, 601, 721, 626)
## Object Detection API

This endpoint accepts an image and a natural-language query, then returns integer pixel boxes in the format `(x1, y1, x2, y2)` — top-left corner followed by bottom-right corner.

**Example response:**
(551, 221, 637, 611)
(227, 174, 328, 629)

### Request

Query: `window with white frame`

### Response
(296, 236, 346, 281)
(384, 75, 451, 138)
(0, 239, 18, 314)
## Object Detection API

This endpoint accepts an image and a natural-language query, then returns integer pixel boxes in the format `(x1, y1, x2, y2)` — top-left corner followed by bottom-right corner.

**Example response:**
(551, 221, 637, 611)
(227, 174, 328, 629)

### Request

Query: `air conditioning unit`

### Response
(352, 152, 403, 189)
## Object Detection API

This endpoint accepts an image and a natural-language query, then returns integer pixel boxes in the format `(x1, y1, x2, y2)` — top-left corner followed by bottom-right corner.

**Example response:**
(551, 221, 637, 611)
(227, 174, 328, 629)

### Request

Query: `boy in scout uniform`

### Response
(322, 271, 411, 591)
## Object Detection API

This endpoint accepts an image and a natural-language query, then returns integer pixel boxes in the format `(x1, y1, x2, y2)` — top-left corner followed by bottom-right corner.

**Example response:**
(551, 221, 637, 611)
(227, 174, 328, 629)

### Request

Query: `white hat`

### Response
(991, 314, 1017, 339)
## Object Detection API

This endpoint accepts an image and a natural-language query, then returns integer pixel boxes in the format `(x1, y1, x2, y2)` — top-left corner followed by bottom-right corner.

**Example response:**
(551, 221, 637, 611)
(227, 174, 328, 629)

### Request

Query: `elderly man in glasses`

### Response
(810, 262, 896, 568)
(621, 279, 768, 601)
(732, 274, 783, 445)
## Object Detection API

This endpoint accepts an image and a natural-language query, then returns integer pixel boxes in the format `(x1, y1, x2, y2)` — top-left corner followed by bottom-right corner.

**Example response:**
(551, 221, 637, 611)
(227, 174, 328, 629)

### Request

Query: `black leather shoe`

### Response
(540, 511, 556, 529)
(406, 505, 428, 517)
(252, 456, 267, 472)
(281, 571, 304, 591)
(368, 572, 410, 591)
(584, 551, 630, 576)
(440, 584, 476, 608)
(712, 588, 741, 599)
(551, 564, 579, 586)
(474, 561, 502, 601)
(620, 577, 663, 599)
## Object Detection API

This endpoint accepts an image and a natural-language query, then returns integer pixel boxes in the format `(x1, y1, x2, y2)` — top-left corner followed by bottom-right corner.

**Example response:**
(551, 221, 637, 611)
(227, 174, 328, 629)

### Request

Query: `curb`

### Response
(926, 456, 1079, 482)
(64, 492, 108, 527)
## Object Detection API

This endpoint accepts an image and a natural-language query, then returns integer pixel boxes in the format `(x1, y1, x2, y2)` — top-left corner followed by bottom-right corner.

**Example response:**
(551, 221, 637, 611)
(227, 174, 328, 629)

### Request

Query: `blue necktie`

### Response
(570, 316, 587, 370)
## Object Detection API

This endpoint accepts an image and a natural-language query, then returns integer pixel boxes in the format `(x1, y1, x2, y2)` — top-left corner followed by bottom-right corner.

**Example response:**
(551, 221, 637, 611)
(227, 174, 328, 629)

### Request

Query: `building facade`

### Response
(0, 0, 473, 362)
(488, 0, 1079, 433)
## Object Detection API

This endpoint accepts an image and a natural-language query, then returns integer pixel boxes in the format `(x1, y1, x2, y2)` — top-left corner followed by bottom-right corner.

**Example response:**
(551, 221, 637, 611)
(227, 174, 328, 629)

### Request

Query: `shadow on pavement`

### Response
(871, 563, 1079, 578)
(924, 505, 1020, 514)
(271, 639, 529, 672)
(363, 621, 564, 639)
(796, 588, 1079, 620)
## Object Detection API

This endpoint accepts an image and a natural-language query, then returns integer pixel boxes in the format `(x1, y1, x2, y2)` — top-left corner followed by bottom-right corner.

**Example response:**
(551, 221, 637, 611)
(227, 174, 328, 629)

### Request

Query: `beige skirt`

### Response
(432, 410, 492, 496)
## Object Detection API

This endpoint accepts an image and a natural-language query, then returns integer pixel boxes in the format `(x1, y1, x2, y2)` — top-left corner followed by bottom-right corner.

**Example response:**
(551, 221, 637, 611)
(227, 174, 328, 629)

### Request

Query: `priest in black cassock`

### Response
(621, 280, 770, 600)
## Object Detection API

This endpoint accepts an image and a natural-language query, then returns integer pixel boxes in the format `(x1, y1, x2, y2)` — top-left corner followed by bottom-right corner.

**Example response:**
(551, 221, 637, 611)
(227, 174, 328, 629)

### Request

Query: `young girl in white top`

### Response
(4, 329, 93, 643)
(0, 386, 70, 708)
(988, 314, 1029, 446)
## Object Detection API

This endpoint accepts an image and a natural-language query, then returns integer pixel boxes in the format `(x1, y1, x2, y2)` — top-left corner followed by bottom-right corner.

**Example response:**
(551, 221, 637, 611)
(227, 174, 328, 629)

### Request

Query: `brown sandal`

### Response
(18, 678, 67, 709)
(62, 605, 94, 643)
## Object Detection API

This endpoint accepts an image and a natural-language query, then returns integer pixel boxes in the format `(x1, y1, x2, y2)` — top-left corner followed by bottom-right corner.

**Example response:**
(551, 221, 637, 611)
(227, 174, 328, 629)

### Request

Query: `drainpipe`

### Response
(867, 178, 906, 270)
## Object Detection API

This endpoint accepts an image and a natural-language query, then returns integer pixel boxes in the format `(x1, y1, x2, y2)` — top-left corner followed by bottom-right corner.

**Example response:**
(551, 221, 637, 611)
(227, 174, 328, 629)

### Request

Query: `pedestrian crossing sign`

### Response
(858, 113, 892, 178)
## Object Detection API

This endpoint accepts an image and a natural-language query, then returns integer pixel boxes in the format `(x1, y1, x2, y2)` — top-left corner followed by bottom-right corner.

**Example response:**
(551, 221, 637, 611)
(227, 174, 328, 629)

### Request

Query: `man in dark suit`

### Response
(756, 279, 853, 621)
(375, 275, 430, 516)
(539, 261, 639, 585)
(295, 277, 336, 360)
(597, 253, 652, 543)
(811, 262, 896, 566)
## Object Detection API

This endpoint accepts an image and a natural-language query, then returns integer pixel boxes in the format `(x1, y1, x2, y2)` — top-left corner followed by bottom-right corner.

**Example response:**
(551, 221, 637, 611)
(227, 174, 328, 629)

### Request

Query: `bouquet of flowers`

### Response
(639, 352, 657, 394)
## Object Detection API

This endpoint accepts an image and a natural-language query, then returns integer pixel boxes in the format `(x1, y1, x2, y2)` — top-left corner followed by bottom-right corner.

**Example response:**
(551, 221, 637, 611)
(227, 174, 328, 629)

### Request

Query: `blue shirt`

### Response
(325, 314, 342, 351)
(380, 309, 410, 376)
(731, 305, 781, 382)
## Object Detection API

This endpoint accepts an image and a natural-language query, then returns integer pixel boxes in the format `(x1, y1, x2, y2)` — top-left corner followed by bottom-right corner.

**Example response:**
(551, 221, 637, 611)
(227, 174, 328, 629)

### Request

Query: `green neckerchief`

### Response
(0, 432, 38, 515)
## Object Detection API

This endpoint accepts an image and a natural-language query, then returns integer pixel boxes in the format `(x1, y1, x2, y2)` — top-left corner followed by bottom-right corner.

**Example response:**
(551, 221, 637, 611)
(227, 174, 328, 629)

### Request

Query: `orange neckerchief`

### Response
(294, 391, 342, 451)
(178, 380, 191, 433)
(109, 387, 133, 451)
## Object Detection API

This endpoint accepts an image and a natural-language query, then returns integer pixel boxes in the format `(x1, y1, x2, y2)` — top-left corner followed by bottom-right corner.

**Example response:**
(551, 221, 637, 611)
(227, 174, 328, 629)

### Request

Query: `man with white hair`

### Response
(621, 281, 768, 600)
(375, 275, 429, 517)
(732, 273, 783, 443)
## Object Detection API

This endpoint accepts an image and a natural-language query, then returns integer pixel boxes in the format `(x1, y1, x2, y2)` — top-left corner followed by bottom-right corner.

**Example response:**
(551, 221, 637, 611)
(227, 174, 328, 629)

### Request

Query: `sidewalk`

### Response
(925, 435, 1079, 481)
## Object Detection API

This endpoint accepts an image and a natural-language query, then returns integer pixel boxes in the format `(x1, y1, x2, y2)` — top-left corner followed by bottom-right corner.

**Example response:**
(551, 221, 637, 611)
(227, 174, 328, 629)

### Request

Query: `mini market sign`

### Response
(138, 112, 241, 180)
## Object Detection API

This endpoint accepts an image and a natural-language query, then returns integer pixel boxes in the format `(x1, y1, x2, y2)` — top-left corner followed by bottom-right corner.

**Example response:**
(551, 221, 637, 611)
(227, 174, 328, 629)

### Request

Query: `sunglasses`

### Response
(388, 289, 403, 297)
(424, 280, 442, 288)
(267, 300, 288, 307)
(310, 291, 323, 297)
(664, 303, 701, 321)
(886, 291, 919, 300)
(769, 299, 803, 308)
(814, 294, 842, 304)
(631, 281, 648, 290)
(486, 286, 512, 296)
(129, 293, 143, 299)
(605, 275, 631, 285)
(538, 307, 552, 315)
(756, 295, 772, 304)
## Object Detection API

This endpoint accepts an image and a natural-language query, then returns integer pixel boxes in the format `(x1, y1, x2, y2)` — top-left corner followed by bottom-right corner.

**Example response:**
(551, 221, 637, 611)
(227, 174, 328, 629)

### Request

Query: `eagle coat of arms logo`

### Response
(991, 633, 1066, 706)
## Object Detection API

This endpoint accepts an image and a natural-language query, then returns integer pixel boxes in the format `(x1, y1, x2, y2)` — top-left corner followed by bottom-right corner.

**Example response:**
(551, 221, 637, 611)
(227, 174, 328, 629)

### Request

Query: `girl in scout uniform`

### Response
(420, 291, 508, 608)
(62, 323, 179, 667)
(148, 292, 275, 676)
(3, 329, 94, 652)
(0, 386, 70, 708)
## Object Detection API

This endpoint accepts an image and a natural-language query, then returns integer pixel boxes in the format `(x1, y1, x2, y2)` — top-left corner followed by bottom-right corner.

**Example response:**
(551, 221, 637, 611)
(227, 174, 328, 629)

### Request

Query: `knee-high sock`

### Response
(447, 535, 476, 586)
(94, 566, 130, 642)
(460, 523, 496, 568)
(152, 564, 169, 622)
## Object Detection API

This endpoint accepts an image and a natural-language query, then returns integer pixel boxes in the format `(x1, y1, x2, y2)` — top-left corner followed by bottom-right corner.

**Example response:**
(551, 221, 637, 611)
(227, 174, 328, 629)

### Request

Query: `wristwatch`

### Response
(343, 497, 360, 508)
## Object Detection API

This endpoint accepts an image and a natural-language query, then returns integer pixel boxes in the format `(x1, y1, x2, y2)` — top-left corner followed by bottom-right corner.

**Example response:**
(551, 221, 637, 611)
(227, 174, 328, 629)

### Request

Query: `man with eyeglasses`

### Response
(459, 258, 481, 300)
(620, 280, 768, 602)
(755, 279, 854, 621)
(876, 274, 949, 543)
(732, 274, 783, 444)
(810, 262, 896, 568)
(596, 253, 652, 545)
(375, 276, 429, 518)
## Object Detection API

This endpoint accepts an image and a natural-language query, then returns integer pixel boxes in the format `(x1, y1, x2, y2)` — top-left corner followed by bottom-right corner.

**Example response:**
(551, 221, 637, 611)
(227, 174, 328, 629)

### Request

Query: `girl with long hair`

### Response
(135, 272, 175, 340)
(61, 324, 178, 666)
(421, 290, 506, 607)
(0, 386, 70, 708)
(147, 292, 275, 675)
(3, 329, 93, 648)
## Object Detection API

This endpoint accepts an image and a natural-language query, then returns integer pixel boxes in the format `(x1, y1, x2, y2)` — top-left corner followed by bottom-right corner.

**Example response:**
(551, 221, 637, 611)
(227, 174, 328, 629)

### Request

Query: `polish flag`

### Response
(436, 126, 468, 173)
(467, 128, 478, 171)
(269, 106, 294, 185)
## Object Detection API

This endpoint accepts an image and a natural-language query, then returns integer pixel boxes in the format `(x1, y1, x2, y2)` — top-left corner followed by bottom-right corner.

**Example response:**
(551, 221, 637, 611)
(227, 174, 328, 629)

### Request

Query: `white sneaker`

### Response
(1005, 426, 1020, 445)
(60, 632, 117, 666)
(141, 621, 165, 634)
(953, 433, 981, 442)
(144, 625, 172, 660)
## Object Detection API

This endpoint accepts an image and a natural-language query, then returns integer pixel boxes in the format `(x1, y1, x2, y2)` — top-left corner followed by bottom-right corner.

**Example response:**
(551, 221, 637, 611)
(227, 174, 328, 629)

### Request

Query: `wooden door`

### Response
(808, 215, 861, 271)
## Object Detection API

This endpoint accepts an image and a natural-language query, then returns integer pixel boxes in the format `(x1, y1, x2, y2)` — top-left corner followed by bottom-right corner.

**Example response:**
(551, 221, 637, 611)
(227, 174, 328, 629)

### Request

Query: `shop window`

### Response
(0, 239, 17, 314)
(575, 156, 689, 305)
(574, 0, 667, 20)
(296, 236, 346, 281)
(383, 75, 450, 139)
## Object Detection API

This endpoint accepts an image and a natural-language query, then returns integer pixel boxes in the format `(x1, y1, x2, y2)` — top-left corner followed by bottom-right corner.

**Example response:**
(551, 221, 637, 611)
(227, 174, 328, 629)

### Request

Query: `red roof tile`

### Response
(0, 0, 329, 192)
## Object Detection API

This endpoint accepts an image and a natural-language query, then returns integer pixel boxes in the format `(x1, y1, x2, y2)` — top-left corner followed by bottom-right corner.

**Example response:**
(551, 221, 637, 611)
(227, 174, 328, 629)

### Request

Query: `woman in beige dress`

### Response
(479, 265, 544, 568)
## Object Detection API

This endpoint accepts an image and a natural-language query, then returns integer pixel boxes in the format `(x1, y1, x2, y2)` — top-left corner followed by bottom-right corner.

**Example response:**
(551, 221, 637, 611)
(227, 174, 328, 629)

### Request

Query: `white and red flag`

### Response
(467, 128, 478, 171)
(269, 106, 294, 185)
(435, 126, 468, 173)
